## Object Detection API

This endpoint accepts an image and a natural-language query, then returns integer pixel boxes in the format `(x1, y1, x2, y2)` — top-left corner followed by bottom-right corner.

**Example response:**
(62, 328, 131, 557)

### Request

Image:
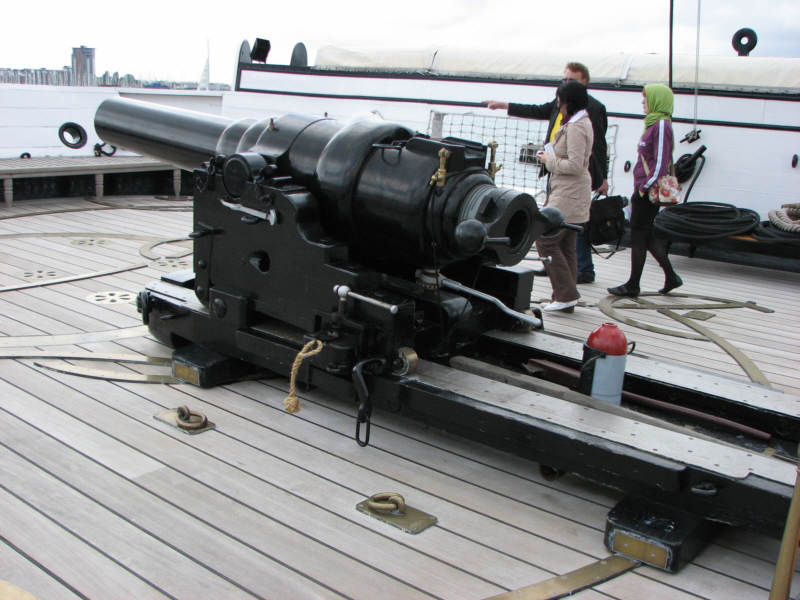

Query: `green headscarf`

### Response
(643, 83, 674, 131)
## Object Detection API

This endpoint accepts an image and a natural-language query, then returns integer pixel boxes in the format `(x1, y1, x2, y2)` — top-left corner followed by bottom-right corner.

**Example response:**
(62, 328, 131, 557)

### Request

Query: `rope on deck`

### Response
(284, 339, 324, 414)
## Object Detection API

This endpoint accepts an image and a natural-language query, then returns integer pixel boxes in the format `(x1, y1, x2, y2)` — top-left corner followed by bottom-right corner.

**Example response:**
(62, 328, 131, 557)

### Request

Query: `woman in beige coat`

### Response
(535, 80, 594, 312)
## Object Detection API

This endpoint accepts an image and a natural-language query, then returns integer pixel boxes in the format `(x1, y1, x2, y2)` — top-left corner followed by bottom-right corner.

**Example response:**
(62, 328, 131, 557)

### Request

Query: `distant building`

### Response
(0, 46, 230, 90)
(0, 66, 72, 85)
(71, 46, 95, 86)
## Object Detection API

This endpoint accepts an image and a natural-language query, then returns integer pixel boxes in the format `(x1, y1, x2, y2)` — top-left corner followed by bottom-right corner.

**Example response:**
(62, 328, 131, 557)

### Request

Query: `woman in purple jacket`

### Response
(608, 84, 683, 297)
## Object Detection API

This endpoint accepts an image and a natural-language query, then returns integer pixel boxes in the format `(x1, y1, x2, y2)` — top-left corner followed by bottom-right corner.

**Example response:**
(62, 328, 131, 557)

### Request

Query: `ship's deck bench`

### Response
(0, 156, 181, 208)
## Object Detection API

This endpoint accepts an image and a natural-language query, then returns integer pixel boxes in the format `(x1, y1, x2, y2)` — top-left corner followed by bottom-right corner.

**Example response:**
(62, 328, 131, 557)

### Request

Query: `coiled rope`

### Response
(783, 203, 800, 219)
(284, 339, 324, 414)
(654, 201, 760, 243)
(768, 206, 800, 233)
(748, 204, 800, 246)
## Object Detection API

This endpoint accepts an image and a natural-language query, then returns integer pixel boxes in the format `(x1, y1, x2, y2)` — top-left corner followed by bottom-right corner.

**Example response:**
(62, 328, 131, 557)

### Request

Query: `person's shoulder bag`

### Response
(640, 155, 681, 205)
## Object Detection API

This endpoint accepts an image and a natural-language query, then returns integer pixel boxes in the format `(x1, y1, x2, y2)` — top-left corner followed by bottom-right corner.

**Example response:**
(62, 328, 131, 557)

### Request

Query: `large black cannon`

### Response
(95, 98, 800, 563)
(96, 98, 559, 395)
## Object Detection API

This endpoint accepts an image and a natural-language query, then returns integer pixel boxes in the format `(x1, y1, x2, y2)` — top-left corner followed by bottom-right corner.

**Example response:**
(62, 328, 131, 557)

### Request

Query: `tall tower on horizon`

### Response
(71, 46, 95, 86)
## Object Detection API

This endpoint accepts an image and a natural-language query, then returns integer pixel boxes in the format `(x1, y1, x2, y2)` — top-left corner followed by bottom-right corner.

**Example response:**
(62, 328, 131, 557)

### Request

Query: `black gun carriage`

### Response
(96, 98, 800, 571)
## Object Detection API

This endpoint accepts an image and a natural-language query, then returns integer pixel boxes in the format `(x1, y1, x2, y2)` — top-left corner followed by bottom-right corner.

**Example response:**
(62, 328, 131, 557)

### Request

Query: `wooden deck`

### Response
(1, 197, 799, 599)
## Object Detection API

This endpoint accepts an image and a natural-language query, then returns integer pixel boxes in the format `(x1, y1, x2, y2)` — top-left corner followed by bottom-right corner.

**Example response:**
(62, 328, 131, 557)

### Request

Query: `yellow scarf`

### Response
(549, 112, 563, 142)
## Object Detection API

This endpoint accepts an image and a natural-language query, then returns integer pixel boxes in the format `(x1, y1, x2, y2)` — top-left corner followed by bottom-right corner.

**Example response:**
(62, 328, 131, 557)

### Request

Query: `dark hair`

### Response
(556, 80, 589, 121)
(565, 61, 590, 84)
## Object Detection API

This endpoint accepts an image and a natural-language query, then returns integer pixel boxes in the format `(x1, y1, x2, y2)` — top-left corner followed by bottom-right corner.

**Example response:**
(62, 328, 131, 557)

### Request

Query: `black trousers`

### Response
(624, 192, 678, 288)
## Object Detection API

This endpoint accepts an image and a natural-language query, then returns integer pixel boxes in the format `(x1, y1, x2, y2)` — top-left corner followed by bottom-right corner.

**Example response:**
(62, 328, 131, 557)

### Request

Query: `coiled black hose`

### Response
(654, 201, 760, 243)
(751, 222, 800, 246)
(674, 152, 705, 203)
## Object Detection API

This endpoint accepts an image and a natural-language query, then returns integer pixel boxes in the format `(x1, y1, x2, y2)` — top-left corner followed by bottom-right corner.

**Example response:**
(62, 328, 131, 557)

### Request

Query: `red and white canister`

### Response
(579, 322, 634, 405)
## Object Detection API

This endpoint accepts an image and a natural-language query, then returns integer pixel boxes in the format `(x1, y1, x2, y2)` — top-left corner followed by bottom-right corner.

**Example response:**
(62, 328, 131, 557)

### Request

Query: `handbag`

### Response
(641, 155, 681, 205)
(587, 193, 627, 247)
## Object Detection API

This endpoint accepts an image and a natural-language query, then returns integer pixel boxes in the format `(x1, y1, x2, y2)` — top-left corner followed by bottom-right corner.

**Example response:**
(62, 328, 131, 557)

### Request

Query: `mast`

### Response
(669, 0, 674, 88)
(199, 39, 210, 90)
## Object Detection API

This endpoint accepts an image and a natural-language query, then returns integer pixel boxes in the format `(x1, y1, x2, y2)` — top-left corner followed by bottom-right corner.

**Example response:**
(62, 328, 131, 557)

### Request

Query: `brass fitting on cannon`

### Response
(488, 141, 503, 181)
(429, 147, 451, 187)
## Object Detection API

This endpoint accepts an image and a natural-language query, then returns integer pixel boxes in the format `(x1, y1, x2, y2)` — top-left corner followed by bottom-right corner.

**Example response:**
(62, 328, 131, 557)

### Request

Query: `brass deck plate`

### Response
(0, 579, 37, 600)
(0, 262, 149, 292)
(682, 310, 715, 321)
(611, 531, 669, 569)
(0, 326, 149, 348)
(154, 409, 216, 435)
(173, 362, 201, 386)
(356, 500, 437, 534)
(32, 355, 180, 384)
(483, 555, 638, 599)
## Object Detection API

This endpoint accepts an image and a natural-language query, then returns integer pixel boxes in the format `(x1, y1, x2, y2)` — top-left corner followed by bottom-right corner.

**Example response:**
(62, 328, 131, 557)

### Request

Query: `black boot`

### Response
(659, 275, 683, 294)
(607, 284, 640, 297)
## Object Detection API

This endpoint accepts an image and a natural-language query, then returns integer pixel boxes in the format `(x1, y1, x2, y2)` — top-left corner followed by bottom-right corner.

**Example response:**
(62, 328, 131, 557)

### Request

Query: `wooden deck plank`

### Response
(593, 572, 707, 600)
(0, 440, 256, 600)
(110, 367, 775, 598)
(539, 248, 798, 395)
(134, 350, 784, 597)
(0, 361, 502, 599)
(4, 254, 791, 398)
(1, 352, 708, 597)
(534, 291, 800, 394)
(0, 366, 427, 600)
(0, 234, 146, 274)
(637, 562, 772, 600)
(136, 382, 609, 562)
(0, 295, 83, 335)
(21, 208, 192, 241)
(0, 210, 190, 241)
(540, 291, 795, 352)
(13, 284, 141, 330)
(0, 198, 95, 218)
(0, 488, 171, 600)
(0, 237, 184, 298)
(0, 541, 83, 600)
(1, 218, 184, 259)
(6, 221, 186, 260)
(33, 365, 537, 596)
(116, 334, 624, 510)
(0, 301, 55, 336)
(0, 290, 134, 334)
(2, 197, 799, 599)
(245, 378, 787, 595)
(0, 356, 788, 597)
(254, 378, 790, 560)
(4, 205, 791, 394)
(107, 333, 798, 595)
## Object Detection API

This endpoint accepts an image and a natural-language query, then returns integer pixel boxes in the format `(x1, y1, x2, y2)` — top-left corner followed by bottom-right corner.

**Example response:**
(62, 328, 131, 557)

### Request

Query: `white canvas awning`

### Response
(314, 45, 800, 93)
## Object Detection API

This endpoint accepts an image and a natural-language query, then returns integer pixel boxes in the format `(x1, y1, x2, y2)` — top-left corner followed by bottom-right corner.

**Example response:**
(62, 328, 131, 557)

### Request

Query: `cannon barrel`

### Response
(95, 97, 543, 267)
(95, 98, 235, 169)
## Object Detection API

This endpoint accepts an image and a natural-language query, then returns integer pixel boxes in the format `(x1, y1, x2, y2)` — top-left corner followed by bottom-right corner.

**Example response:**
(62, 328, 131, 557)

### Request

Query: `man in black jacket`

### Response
(485, 62, 608, 283)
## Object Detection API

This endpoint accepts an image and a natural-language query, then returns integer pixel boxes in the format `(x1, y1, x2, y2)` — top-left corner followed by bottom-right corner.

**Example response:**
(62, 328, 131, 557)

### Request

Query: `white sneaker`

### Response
(542, 300, 577, 313)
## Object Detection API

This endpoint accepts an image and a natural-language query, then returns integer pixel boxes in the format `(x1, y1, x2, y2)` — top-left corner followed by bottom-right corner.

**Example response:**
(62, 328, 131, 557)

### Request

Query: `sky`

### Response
(3, 0, 798, 86)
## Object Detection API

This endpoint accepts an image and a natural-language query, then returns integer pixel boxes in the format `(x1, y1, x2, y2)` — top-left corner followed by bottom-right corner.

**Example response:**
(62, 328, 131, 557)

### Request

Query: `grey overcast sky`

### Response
(3, 0, 798, 85)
